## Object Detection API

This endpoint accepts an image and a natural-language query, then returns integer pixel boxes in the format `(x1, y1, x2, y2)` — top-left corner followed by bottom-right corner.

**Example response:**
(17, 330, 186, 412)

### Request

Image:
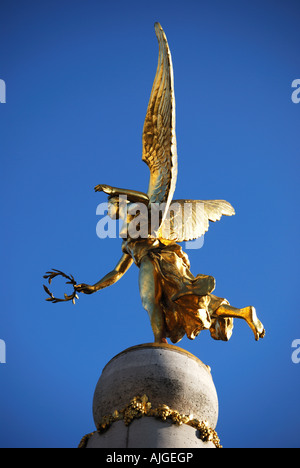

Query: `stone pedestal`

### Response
(80, 343, 220, 448)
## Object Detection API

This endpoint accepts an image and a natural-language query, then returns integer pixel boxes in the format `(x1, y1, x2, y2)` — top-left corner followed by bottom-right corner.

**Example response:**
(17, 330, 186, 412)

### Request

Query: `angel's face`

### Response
(108, 197, 123, 220)
(108, 197, 129, 221)
(108, 197, 119, 219)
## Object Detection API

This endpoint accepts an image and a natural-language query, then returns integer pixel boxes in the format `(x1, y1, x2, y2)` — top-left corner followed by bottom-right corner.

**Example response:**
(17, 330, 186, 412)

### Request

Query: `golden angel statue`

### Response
(44, 23, 265, 345)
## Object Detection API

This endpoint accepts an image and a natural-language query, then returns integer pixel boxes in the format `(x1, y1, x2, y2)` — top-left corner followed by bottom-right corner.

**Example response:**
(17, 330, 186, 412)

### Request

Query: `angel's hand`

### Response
(94, 184, 113, 195)
(74, 283, 96, 295)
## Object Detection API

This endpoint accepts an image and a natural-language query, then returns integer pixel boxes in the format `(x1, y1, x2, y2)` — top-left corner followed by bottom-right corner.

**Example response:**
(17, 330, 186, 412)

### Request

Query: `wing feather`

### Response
(158, 199, 235, 242)
(142, 23, 177, 222)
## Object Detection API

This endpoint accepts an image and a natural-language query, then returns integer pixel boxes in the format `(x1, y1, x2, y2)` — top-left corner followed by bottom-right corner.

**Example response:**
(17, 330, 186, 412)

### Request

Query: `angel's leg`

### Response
(139, 257, 167, 343)
(213, 304, 265, 341)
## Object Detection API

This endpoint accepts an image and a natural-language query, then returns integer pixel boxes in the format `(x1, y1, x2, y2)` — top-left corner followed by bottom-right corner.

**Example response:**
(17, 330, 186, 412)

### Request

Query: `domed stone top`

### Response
(93, 343, 218, 429)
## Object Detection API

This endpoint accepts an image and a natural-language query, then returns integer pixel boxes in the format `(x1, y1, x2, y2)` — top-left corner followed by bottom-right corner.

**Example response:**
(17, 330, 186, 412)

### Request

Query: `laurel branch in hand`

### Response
(43, 269, 79, 304)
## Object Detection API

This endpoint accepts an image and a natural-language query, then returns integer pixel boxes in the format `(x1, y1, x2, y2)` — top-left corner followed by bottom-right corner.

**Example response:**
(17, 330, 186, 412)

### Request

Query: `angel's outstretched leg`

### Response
(214, 304, 265, 341)
(139, 257, 167, 343)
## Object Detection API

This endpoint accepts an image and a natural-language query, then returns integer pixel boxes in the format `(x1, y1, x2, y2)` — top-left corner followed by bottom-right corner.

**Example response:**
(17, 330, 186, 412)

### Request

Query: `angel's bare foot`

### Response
(154, 336, 168, 344)
(242, 306, 265, 341)
(214, 304, 265, 341)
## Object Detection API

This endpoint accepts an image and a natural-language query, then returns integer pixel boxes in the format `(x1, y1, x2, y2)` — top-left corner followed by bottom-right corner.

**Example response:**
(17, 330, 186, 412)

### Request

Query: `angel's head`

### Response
(107, 196, 129, 220)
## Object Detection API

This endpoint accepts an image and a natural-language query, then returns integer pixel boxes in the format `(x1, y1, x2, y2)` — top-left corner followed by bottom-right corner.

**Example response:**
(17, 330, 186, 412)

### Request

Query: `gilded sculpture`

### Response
(44, 23, 265, 345)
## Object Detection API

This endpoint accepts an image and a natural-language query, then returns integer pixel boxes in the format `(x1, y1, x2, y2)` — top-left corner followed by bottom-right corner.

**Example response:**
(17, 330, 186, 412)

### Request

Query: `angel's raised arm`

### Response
(95, 184, 149, 205)
(75, 253, 133, 295)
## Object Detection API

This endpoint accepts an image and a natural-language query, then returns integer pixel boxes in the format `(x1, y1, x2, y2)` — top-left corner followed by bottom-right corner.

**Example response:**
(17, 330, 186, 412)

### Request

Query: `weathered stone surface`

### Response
(87, 343, 219, 448)
(86, 418, 215, 448)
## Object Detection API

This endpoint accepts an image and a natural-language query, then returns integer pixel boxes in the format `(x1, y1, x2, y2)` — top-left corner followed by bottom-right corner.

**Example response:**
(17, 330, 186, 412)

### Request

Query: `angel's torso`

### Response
(122, 237, 161, 266)
(121, 237, 191, 272)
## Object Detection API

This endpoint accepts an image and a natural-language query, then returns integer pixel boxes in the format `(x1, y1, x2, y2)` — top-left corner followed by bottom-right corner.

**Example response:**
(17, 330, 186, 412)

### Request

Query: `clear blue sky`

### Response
(0, 0, 299, 448)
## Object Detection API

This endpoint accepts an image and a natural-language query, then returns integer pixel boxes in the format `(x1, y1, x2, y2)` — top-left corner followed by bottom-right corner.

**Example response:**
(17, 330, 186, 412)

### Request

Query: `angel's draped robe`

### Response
(122, 238, 233, 343)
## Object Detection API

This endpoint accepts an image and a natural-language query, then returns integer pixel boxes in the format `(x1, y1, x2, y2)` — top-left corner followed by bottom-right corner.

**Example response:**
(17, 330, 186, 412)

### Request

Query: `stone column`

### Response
(79, 343, 221, 448)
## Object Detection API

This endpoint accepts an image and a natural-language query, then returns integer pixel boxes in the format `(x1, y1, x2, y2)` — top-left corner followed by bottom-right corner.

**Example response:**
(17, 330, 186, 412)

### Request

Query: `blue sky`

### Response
(0, 0, 299, 448)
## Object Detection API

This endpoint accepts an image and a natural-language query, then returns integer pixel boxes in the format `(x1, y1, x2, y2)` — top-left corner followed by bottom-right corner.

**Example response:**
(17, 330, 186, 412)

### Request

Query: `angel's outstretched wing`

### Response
(142, 23, 177, 225)
(157, 199, 235, 242)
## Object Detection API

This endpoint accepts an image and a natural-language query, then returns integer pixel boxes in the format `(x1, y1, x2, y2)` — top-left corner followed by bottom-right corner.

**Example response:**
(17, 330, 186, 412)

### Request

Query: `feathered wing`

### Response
(157, 199, 235, 242)
(142, 23, 177, 225)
